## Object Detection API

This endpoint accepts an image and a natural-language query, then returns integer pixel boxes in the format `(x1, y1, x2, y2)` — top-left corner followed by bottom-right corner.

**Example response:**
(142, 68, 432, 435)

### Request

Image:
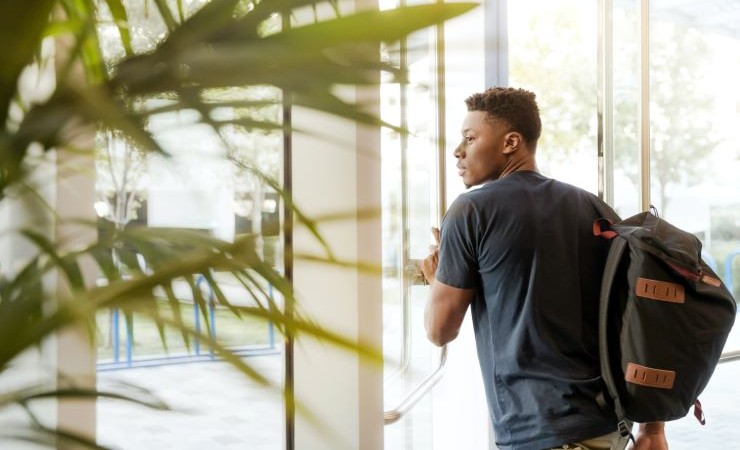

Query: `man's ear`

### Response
(503, 132, 522, 155)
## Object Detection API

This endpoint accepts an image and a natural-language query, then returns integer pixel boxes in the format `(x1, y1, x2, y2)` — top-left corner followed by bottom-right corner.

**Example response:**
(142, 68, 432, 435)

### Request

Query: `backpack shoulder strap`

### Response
(589, 194, 621, 223)
(599, 235, 628, 422)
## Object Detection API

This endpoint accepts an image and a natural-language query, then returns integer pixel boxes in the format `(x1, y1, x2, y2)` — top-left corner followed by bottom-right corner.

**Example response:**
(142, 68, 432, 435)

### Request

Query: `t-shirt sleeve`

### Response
(435, 196, 478, 289)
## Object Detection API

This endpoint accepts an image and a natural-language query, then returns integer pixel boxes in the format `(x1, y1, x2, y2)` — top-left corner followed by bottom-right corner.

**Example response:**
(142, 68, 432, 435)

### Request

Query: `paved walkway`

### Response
(667, 359, 740, 449)
(97, 355, 283, 450)
(662, 327, 740, 449)
(97, 324, 740, 449)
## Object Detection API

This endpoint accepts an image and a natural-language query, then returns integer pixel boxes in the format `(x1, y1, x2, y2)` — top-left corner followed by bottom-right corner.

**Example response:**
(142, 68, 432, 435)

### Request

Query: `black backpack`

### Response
(591, 203, 736, 436)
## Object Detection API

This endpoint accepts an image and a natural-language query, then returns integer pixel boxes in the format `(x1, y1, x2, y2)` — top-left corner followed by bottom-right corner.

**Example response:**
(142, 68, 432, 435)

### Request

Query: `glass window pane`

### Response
(94, 4, 285, 449)
(646, 2, 740, 338)
(381, 17, 440, 450)
(612, 1, 641, 218)
(509, 0, 599, 192)
(646, 1, 740, 445)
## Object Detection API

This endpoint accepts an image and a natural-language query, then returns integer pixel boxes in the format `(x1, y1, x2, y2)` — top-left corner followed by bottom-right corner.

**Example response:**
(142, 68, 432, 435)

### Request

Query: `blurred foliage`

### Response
(0, 0, 477, 447)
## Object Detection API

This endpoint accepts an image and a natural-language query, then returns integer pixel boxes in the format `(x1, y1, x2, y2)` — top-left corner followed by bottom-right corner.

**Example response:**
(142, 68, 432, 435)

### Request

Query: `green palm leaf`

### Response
(0, 0, 479, 445)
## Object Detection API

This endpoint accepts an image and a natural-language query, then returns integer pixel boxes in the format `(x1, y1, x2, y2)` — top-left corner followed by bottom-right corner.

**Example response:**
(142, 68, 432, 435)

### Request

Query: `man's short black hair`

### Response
(465, 87, 542, 147)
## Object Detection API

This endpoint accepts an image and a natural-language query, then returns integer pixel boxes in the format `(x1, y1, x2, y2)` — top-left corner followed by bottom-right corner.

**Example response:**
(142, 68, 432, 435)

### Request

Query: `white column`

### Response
(0, 34, 97, 448)
(54, 144, 98, 447)
(291, 90, 383, 449)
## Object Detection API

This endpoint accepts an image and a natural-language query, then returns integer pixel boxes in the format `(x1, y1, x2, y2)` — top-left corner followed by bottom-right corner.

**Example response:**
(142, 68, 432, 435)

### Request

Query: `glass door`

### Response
(380, 2, 490, 447)
(508, 1, 740, 447)
(617, 1, 740, 446)
(380, 7, 443, 447)
(93, 4, 285, 449)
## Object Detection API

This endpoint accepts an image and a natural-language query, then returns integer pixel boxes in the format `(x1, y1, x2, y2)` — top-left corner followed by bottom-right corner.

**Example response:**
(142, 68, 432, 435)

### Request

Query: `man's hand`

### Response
(629, 422, 668, 450)
(421, 227, 441, 284)
(421, 225, 475, 346)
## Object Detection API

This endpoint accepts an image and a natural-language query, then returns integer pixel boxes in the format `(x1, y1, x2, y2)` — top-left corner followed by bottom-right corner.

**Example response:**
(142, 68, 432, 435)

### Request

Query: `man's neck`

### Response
(500, 157, 538, 178)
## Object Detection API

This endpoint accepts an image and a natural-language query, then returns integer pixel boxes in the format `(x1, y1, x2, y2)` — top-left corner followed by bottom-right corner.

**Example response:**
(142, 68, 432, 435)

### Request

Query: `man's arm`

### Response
(424, 280, 474, 346)
(629, 422, 668, 450)
(420, 227, 475, 346)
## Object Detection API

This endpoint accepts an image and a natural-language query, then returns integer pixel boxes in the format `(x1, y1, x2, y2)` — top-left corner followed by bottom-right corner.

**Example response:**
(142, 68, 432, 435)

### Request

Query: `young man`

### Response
(420, 87, 668, 450)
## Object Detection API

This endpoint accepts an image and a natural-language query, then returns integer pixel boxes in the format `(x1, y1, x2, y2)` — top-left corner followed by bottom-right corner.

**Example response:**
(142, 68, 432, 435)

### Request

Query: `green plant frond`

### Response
(58, 0, 107, 85)
(101, 0, 134, 56)
(1, 253, 42, 297)
(184, 273, 213, 335)
(239, 0, 336, 33)
(0, 0, 56, 126)
(113, 2, 476, 99)
(152, 0, 179, 31)
(140, 307, 171, 353)
(176, 0, 186, 23)
(236, 304, 382, 363)
(0, 303, 71, 372)
(43, 18, 87, 39)
(86, 240, 257, 309)
(90, 245, 120, 282)
(18, 386, 169, 412)
(231, 269, 276, 311)
(145, 97, 280, 117)
(19, 229, 85, 292)
(11, 182, 61, 224)
(172, 87, 286, 138)
(159, 281, 190, 350)
(130, 309, 276, 387)
(154, 0, 244, 56)
(216, 116, 287, 132)
(199, 271, 242, 317)
(228, 237, 295, 298)
(0, 280, 44, 369)
(115, 41, 383, 97)
(0, 0, 483, 442)
(309, 206, 381, 223)
(230, 159, 338, 261)
(72, 84, 167, 156)
(293, 252, 382, 276)
(271, 3, 477, 47)
(291, 90, 400, 132)
(10, 84, 165, 167)
(145, 283, 178, 352)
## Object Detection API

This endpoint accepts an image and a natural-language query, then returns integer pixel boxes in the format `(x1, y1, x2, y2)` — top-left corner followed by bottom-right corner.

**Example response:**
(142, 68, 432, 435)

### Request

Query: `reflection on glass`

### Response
(646, 3, 740, 309)
(94, 4, 285, 449)
(508, 0, 598, 192)
(616, 0, 740, 445)
(381, 4, 440, 448)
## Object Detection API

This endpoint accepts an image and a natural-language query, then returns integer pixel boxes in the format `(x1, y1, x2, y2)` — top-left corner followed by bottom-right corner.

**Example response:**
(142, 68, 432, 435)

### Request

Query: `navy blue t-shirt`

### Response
(435, 171, 618, 450)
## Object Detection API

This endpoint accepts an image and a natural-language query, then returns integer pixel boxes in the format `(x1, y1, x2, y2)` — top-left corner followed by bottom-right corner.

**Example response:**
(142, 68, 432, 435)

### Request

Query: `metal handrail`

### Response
(383, 288, 412, 386)
(719, 350, 740, 364)
(383, 261, 421, 386)
(384, 345, 448, 425)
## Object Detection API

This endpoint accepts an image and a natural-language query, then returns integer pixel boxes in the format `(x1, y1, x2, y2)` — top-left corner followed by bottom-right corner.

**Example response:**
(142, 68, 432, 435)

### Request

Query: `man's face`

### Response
(454, 110, 509, 188)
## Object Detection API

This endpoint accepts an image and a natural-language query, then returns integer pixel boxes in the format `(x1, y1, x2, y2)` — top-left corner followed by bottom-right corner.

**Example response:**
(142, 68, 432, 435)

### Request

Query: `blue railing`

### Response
(725, 250, 740, 296)
(97, 276, 279, 371)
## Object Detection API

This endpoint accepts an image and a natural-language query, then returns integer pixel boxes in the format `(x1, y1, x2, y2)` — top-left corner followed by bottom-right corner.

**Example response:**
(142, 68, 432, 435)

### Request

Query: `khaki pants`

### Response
(547, 430, 631, 450)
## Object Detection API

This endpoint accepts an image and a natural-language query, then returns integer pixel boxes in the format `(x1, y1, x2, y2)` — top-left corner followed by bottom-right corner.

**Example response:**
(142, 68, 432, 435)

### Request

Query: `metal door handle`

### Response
(384, 345, 447, 424)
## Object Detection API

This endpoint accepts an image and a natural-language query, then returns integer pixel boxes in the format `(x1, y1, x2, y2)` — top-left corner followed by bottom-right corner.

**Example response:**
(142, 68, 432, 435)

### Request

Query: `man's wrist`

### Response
(639, 422, 665, 434)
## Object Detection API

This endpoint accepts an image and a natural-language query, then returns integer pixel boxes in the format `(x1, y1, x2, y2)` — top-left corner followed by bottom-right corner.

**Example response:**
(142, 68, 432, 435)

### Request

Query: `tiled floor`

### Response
(668, 358, 740, 449)
(97, 354, 284, 450)
(96, 327, 740, 450)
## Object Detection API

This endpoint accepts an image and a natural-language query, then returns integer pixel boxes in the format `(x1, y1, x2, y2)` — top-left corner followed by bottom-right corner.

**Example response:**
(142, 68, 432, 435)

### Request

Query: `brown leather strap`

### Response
(624, 362, 675, 389)
(701, 275, 722, 287)
(635, 277, 685, 304)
